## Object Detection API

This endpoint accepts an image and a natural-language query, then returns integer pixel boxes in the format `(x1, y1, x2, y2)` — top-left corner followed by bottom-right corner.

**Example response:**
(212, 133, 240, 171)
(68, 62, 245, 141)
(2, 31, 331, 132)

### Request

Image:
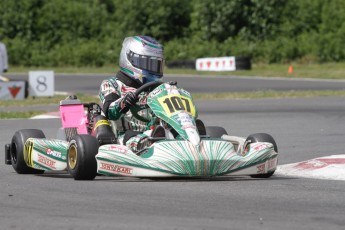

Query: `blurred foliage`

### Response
(0, 0, 345, 67)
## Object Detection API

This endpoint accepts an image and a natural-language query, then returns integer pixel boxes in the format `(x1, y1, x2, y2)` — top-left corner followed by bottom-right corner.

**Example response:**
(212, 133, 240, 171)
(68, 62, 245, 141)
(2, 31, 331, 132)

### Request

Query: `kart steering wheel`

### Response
(134, 81, 163, 98)
(130, 81, 164, 122)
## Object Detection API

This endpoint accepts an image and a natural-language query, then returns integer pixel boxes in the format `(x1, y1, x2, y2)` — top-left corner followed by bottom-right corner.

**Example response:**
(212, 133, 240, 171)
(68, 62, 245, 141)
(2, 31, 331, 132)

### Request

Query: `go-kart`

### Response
(5, 81, 278, 180)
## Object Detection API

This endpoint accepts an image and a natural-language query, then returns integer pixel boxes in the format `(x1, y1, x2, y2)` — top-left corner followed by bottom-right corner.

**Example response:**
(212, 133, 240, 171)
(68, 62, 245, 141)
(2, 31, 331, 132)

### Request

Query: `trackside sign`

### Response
(29, 71, 55, 97)
(196, 56, 236, 71)
(0, 81, 26, 100)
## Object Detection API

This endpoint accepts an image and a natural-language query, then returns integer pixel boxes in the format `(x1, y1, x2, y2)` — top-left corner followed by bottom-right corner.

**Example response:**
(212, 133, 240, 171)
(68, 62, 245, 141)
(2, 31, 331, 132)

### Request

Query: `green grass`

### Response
(1, 90, 345, 109)
(8, 62, 345, 79)
(1, 90, 344, 119)
(166, 62, 345, 79)
(0, 111, 45, 119)
(193, 90, 345, 100)
(0, 93, 98, 107)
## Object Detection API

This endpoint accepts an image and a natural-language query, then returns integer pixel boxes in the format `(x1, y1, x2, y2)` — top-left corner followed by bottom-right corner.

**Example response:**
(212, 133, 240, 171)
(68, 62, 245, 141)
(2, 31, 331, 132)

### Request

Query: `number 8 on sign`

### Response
(29, 71, 55, 97)
(36, 76, 48, 92)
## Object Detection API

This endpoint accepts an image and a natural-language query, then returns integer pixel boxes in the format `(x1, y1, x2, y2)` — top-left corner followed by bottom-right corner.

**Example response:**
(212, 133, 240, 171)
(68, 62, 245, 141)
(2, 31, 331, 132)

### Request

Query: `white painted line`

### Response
(30, 111, 60, 119)
(30, 115, 60, 119)
(55, 91, 70, 95)
(276, 155, 345, 181)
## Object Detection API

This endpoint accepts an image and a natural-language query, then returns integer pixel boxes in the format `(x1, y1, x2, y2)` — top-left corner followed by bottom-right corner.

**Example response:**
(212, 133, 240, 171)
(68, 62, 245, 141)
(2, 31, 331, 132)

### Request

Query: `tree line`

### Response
(0, 0, 344, 67)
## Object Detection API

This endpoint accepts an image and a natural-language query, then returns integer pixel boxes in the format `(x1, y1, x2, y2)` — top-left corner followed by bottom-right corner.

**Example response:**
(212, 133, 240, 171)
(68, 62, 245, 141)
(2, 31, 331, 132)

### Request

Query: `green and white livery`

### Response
(5, 81, 278, 180)
(97, 139, 277, 177)
(95, 82, 278, 178)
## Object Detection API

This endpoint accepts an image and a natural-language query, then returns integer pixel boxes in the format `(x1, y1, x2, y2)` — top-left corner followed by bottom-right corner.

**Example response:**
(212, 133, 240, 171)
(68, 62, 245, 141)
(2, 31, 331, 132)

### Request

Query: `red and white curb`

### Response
(276, 155, 345, 181)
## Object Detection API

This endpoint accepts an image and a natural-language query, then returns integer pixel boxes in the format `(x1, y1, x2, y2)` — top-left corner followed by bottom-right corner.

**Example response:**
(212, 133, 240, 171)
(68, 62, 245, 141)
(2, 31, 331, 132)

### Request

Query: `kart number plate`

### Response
(158, 95, 196, 117)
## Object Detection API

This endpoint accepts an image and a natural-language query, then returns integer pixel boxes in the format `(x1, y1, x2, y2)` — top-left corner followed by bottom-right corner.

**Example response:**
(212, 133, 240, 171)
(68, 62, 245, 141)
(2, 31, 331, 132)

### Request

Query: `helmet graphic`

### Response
(119, 36, 164, 84)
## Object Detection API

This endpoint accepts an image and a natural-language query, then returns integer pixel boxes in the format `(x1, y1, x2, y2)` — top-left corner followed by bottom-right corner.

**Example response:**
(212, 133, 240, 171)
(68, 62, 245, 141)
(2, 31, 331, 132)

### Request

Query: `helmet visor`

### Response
(127, 51, 164, 77)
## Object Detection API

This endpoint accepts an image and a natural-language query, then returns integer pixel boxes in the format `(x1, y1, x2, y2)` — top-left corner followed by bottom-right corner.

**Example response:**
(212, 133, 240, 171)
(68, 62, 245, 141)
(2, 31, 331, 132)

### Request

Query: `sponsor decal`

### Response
(109, 145, 128, 154)
(268, 158, 277, 170)
(8, 85, 21, 98)
(177, 114, 195, 130)
(177, 113, 193, 122)
(47, 148, 61, 158)
(182, 124, 196, 130)
(256, 163, 266, 174)
(38, 154, 56, 169)
(46, 148, 65, 160)
(254, 143, 270, 151)
(100, 162, 133, 175)
(179, 88, 191, 96)
(150, 88, 162, 97)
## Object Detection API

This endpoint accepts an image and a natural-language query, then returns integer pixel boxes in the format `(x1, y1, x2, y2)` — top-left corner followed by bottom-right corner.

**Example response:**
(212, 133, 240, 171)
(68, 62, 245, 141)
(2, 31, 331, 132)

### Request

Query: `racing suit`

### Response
(99, 71, 155, 152)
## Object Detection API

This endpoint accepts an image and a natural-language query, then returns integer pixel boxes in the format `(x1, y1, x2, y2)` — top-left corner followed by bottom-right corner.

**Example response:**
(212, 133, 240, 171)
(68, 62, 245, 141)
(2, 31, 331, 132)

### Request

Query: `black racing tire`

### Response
(245, 133, 277, 178)
(10, 129, 45, 174)
(67, 134, 99, 180)
(206, 126, 228, 138)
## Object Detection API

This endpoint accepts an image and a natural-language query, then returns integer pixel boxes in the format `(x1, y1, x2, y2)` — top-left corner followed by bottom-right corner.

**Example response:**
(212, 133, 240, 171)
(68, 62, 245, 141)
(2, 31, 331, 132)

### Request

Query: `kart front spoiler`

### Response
(95, 139, 278, 178)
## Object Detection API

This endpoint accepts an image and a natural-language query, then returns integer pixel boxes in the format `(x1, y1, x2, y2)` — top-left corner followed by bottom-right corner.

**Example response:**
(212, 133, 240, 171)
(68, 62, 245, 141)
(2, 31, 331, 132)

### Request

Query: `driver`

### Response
(99, 36, 165, 153)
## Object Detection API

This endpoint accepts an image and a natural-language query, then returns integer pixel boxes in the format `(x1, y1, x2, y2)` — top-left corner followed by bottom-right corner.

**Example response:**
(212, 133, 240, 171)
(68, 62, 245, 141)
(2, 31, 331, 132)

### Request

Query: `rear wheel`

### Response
(11, 129, 45, 174)
(67, 134, 99, 180)
(245, 133, 278, 178)
(206, 126, 228, 138)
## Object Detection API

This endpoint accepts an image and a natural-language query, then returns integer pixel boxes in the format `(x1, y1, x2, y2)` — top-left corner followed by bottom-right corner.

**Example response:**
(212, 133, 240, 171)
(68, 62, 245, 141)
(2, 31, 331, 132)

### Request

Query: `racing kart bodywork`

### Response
(5, 81, 278, 180)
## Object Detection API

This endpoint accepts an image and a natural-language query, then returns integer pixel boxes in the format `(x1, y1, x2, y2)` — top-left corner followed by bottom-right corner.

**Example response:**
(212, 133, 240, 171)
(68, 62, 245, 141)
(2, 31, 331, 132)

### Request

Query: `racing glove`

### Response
(119, 92, 138, 114)
(103, 93, 120, 118)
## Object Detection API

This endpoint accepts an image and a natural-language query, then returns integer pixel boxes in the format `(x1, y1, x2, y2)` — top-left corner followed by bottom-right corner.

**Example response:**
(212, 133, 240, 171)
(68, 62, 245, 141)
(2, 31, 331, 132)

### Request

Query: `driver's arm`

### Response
(99, 79, 137, 120)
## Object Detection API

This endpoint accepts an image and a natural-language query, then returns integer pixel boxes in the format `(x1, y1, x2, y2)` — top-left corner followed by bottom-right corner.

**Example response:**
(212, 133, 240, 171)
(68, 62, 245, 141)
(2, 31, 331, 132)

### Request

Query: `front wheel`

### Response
(10, 129, 45, 174)
(206, 126, 228, 138)
(245, 133, 278, 178)
(67, 134, 99, 180)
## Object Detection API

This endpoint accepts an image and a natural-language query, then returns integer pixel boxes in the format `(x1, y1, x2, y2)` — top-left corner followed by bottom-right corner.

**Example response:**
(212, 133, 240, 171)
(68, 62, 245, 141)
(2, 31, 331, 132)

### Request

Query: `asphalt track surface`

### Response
(1, 74, 345, 230)
(6, 73, 345, 94)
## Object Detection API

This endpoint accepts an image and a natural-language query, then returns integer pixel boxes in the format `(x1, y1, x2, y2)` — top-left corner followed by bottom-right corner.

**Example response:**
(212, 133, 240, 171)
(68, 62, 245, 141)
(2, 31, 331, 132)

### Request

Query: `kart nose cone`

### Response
(185, 128, 200, 146)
